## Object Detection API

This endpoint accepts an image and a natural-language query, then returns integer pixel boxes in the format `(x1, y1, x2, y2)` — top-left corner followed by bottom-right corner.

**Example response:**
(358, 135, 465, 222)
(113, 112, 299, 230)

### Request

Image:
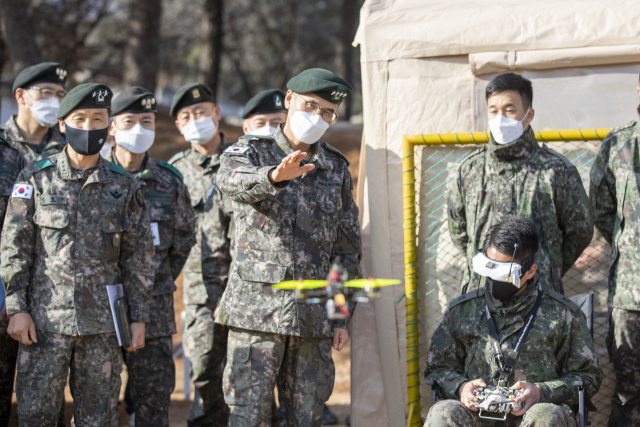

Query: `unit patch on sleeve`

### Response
(11, 184, 34, 200)
(224, 146, 250, 154)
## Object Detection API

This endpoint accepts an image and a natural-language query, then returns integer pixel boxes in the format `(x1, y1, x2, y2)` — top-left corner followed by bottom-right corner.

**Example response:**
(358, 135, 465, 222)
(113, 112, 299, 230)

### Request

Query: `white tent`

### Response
(351, 1, 640, 426)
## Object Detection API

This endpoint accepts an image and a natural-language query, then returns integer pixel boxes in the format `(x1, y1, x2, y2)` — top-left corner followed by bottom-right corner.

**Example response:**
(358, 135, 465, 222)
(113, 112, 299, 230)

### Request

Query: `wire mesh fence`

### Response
(414, 139, 613, 426)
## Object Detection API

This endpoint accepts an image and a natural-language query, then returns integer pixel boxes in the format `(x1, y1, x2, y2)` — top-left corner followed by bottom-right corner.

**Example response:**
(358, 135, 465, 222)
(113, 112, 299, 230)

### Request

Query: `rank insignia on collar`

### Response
(192, 89, 201, 99)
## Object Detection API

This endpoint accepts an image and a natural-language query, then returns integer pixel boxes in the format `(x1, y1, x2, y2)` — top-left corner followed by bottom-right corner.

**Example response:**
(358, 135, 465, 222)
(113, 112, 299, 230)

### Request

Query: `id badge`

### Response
(150, 222, 160, 246)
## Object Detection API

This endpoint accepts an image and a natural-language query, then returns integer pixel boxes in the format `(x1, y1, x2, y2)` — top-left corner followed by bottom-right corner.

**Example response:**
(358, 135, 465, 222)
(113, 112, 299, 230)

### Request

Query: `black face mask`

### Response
(64, 120, 109, 156)
(487, 277, 520, 301)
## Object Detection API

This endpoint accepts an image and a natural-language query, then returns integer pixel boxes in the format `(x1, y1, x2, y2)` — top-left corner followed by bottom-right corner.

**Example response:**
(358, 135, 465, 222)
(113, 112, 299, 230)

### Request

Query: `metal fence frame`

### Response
(401, 129, 611, 427)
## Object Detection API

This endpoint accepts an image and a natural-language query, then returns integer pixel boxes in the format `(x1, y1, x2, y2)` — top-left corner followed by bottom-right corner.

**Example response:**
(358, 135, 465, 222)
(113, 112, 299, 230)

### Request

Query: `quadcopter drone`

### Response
(271, 259, 401, 319)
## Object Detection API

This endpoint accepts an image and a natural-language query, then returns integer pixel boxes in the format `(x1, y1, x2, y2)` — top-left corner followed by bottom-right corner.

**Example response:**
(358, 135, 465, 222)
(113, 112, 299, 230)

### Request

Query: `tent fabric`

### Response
(355, 0, 640, 63)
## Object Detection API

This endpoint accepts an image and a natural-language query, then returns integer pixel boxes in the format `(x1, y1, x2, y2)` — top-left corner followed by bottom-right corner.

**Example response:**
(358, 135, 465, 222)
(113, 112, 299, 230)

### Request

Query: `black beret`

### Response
(58, 83, 112, 119)
(286, 68, 352, 104)
(242, 89, 287, 119)
(170, 83, 215, 117)
(112, 87, 157, 116)
(13, 62, 68, 92)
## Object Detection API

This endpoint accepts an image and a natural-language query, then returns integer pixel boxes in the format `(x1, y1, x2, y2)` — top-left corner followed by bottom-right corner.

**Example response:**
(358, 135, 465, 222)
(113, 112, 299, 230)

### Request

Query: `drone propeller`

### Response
(344, 278, 401, 288)
(272, 280, 328, 290)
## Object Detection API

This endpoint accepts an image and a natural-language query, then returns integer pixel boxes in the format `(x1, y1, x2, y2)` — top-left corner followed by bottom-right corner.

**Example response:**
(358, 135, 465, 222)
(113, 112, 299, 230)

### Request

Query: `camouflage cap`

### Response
(286, 68, 352, 104)
(241, 89, 287, 119)
(112, 86, 157, 116)
(13, 62, 68, 92)
(58, 83, 112, 119)
(170, 83, 215, 117)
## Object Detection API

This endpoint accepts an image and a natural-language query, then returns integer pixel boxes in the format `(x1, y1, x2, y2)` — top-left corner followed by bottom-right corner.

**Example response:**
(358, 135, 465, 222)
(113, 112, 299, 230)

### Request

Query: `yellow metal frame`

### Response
(402, 129, 610, 427)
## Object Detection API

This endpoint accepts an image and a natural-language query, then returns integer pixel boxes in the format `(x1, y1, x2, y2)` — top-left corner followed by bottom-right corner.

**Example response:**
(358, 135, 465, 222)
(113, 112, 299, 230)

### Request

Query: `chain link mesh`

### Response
(415, 140, 613, 425)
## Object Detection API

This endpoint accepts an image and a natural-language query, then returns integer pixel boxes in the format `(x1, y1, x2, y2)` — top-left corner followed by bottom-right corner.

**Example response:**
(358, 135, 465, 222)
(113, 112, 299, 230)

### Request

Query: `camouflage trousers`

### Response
(15, 331, 122, 427)
(607, 308, 640, 426)
(223, 327, 335, 427)
(183, 305, 229, 427)
(0, 322, 18, 427)
(424, 399, 576, 427)
(122, 336, 175, 427)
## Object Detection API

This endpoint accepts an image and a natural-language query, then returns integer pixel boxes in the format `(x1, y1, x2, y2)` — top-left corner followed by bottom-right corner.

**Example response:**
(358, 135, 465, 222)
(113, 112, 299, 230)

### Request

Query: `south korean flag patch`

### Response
(224, 146, 250, 154)
(11, 184, 33, 200)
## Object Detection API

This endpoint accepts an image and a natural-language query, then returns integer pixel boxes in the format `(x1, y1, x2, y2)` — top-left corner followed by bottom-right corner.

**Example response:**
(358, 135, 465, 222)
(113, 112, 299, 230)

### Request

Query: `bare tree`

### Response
(198, 0, 224, 99)
(0, 0, 42, 73)
(124, 0, 162, 91)
(338, 0, 360, 121)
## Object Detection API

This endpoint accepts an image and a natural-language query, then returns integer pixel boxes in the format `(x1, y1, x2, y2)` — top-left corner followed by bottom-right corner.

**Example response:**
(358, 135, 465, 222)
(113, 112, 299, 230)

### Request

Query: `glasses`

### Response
(295, 94, 338, 123)
(28, 86, 67, 100)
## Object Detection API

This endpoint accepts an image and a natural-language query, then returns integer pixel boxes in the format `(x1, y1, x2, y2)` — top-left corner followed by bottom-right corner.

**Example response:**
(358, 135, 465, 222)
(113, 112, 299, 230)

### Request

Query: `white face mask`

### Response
(251, 125, 277, 136)
(115, 124, 155, 154)
(289, 108, 330, 145)
(181, 116, 218, 145)
(26, 93, 60, 128)
(488, 109, 531, 145)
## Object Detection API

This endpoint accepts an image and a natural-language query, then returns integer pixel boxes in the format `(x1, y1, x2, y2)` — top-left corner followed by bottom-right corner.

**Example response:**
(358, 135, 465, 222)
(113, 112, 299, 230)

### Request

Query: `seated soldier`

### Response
(424, 216, 602, 427)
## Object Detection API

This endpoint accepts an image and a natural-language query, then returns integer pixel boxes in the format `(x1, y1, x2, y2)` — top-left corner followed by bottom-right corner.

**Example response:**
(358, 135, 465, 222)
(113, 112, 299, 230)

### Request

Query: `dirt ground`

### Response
(7, 110, 362, 427)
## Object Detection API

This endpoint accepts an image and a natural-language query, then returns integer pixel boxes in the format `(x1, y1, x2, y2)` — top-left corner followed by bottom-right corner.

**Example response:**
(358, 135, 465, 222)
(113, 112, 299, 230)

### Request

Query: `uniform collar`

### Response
(186, 132, 229, 169)
(272, 124, 332, 170)
(485, 275, 539, 316)
(487, 126, 538, 162)
(56, 148, 113, 183)
(4, 115, 65, 149)
(105, 148, 154, 181)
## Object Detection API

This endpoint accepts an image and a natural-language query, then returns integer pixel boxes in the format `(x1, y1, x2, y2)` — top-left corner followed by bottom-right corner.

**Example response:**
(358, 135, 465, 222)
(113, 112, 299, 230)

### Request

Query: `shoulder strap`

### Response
(547, 289, 580, 312)
(158, 160, 184, 180)
(168, 151, 186, 165)
(35, 159, 54, 171)
(322, 143, 350, 166)
(448, 288, 483, 311)
(110, 162, 125, 175)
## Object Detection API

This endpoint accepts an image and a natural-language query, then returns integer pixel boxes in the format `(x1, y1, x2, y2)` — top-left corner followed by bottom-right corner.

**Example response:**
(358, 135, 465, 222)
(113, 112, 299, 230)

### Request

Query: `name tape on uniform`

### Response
(11, 184, 34, 200)
(224, 146, 250, 154)
(208, 184, 216, 198)
(150, 222, 160, 246)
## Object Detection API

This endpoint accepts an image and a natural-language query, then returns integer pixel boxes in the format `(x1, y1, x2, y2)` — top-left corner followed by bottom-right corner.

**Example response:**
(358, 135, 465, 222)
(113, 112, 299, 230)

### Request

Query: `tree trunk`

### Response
(123, 0, 162, 91)
(198, 0, 224, 100)
(338, 0, 360, 121)
(0, 0, 42, 74)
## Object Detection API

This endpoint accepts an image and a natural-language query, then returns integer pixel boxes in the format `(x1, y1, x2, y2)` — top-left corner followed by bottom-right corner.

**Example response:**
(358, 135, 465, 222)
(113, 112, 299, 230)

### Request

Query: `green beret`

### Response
(286, 68, 352, 104)
(58, 83, 112, 119)
(13, 62, 68, 92)
(242, 89, 287, 119)
(112, 87, 157, 116)
(170, 83, 215, 117)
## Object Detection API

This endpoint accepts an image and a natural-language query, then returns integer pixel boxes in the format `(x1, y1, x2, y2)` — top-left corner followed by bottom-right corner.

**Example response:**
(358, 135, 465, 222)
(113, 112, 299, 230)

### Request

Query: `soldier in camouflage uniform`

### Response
(1, 62, 67, 163)
(0, 137, 25, 427)
(217, 68, 362, 427)
(0, 83, 155, 426)
(447, 73, 593, 295)
(424, 217, 602, 427)
(104, 87, 197, 427)
(168, 83, 233, 427)
(589, 82, 640, 426)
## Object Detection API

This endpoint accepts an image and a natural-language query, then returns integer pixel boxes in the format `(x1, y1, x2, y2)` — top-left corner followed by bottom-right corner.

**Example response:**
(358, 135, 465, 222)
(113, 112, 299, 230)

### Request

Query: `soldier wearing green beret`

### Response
(103, 87, 197, 427)
(0, 83, 155, 426)
(217, 68, 362, 427)
(241, 89, 288, 136)
(168, 82, 233, 426)
(1, 62, 68, 164)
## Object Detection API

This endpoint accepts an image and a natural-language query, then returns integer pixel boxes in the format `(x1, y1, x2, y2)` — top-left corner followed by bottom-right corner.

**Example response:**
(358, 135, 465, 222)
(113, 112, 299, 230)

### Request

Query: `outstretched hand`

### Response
(268, 150, 315, 183)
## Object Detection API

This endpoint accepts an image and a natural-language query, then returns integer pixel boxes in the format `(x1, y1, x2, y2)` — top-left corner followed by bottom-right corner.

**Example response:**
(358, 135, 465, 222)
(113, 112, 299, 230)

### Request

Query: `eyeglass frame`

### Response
(26, 86, 67, 100)
(293, 93, 339, 123)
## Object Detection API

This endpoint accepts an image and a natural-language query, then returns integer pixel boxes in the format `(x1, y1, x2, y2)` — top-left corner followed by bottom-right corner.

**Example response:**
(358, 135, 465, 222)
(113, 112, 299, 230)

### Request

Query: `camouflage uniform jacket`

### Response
(424, 277, 603, 406)
(0, 138, 25, 258)
(590, 115, 640, 310)
(169, 133, 233, 310)
(447, 128, 593, 294)
(1, 115, 66, 163)
(216, 126, 362, 337)
(0, 150, 155, 335)
(106, 150, 197, 337)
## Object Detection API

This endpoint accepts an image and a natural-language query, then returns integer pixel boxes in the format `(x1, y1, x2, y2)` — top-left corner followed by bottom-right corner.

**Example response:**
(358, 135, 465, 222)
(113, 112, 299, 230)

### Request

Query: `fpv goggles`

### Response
(472, 251, 532, 288)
